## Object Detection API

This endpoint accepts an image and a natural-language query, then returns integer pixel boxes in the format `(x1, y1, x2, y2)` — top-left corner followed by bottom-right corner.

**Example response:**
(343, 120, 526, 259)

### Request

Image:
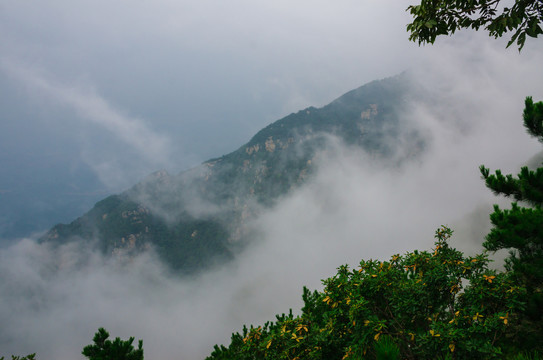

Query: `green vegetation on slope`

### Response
(41, 73, 424, 274)
(206, 227, 527, 359)
(207, 97, 543, 359)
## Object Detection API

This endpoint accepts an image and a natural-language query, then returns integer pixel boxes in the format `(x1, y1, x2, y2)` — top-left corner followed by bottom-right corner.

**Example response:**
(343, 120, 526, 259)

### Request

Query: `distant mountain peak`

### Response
(41, 73, 425, 274)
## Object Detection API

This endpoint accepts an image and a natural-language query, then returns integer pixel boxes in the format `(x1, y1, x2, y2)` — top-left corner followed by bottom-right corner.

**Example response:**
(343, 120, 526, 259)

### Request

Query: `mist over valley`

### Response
(1, 1, 543, 358)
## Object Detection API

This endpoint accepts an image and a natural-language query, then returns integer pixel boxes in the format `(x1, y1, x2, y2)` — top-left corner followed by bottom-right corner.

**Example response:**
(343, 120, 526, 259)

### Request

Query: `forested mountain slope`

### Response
(41, 73, 425, 273)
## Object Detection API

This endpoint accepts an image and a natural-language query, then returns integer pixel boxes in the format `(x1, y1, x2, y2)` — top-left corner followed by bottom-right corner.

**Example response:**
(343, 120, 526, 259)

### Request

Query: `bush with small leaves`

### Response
(207, 227, 527, 359)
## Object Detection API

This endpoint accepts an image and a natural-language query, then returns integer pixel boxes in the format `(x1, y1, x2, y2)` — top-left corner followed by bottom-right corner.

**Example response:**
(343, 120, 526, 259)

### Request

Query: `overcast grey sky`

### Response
(0, 0, 438, 237)
(0, 0, 419, 185)
(2, 0, 540, 231)
(1, 1, 543, 359)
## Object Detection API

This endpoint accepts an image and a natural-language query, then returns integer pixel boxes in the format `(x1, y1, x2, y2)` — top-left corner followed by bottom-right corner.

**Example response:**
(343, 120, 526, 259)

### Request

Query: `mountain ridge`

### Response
(41, 72, 425, 273)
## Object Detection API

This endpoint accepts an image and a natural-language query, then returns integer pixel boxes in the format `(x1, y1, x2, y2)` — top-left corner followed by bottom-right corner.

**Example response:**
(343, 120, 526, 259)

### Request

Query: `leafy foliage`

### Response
(207, 227, 526, 359)
(82, 328, 143, 360)
(407, 0, 543, 347)
(406, 0, 543, 50)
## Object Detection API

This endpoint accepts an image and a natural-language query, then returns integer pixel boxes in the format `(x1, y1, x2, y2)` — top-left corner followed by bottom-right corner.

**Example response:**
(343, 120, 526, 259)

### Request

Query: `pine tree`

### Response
(82, 328, 144, 360)
(480, 96, 543, 350)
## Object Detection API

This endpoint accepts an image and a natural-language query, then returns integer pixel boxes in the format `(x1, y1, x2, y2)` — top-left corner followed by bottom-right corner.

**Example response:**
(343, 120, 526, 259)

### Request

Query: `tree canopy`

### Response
(207, 227, 529, 359)
(407, 0, 543, 50)
(479, 96, 543, 350)
(205, 98, 543, 358)
(82, 328, 144, 360)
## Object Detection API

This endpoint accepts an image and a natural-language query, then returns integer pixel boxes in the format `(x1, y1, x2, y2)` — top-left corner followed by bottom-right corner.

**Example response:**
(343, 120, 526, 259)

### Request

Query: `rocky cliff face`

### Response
(41, 72, 425, 274)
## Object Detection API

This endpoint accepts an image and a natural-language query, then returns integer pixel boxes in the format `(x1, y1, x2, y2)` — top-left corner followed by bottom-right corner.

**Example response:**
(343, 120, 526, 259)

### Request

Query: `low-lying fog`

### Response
(1, 37, 543, 359)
